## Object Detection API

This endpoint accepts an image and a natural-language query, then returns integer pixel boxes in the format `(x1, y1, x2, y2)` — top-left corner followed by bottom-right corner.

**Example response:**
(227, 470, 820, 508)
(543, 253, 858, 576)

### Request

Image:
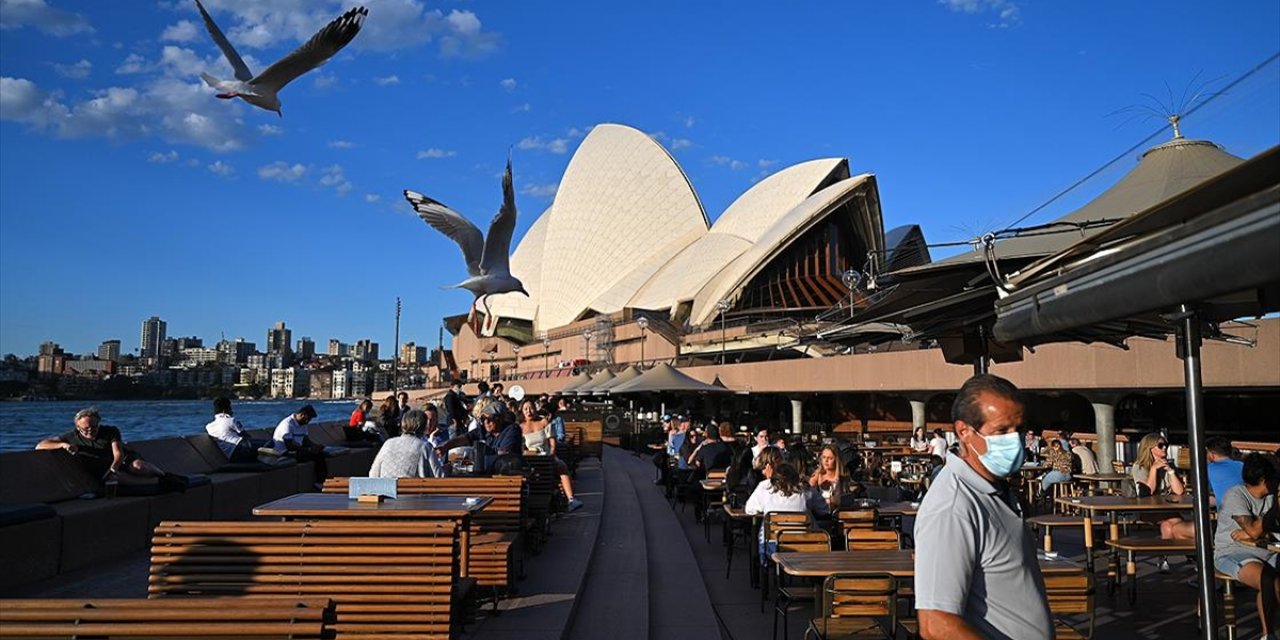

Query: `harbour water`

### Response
(0, 399, 360, 453)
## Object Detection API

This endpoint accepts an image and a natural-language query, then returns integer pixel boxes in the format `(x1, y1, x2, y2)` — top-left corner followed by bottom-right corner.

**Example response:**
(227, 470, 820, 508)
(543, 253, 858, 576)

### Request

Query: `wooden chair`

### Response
(837, 509, 878, 542)
(522, 454, 562, 547)
(0, 597, 333, 639)
(148, 520, 461, 639)
(1104, 536, 1197, 604)
(761, 512, 814, 610)
(845, 529, 901, 551)
(805, 572, 897, 640)
(772, 530, 832, 640)
(1044, 570, 1095, 639)
(703, 468, 729, 542)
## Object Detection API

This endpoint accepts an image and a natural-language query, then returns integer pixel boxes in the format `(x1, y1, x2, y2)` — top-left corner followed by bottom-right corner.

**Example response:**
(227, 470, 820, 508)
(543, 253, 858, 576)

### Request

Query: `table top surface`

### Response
(875, 501, 920, 517)
(1075, 473, 1129, 482)
(701, 479, 725, 490)
(1055, 494, 1196, 512)
(254, 493, 492, 518)
(772, 550, 1082, 577)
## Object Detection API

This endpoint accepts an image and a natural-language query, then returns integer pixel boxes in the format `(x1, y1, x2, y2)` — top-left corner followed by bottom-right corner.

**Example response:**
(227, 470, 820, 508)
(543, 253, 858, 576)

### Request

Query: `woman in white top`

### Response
(519, 400, 583, 512)
(910, 427, 931, 453)
(369, 409, 444, 479)
(745, 447, 809, 516)
(928, 429, 949, 459)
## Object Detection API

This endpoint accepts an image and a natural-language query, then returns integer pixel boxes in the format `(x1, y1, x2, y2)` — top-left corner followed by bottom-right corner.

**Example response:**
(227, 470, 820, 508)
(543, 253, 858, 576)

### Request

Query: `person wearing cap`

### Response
(272, 405, 327, 489)
(439, 401, 523, 474)
(38, 407, 188, 492)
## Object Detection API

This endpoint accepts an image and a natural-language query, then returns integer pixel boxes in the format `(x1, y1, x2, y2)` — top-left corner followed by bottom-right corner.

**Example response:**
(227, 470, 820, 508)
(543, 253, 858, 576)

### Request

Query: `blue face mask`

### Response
(970, 431, 1026, 477)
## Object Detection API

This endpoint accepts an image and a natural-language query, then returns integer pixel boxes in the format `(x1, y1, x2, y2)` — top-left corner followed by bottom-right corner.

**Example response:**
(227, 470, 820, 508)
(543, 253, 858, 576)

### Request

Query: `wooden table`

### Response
(700, 479, 725, 492)
(877, 501, 920, 518)
(1075, 473, 1128, 496)
(254, 493, 492, 577)
(1054, 494, 1196, 585)
(773, 549, 1084, 578)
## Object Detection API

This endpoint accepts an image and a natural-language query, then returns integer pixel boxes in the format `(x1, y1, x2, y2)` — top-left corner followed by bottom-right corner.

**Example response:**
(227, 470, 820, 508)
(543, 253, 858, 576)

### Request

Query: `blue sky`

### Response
(1, 0, 1277, 358)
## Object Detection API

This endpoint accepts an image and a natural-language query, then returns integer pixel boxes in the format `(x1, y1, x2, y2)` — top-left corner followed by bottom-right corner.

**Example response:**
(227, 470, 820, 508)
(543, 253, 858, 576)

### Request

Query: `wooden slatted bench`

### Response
(1104, 536, 1196, 604)
(1044, 571, 1095, 640)
(0, 597, 333, 639)
(321, 477, 524, 601)
(148, 520, 461, 639)
(565, 421, 602, 460)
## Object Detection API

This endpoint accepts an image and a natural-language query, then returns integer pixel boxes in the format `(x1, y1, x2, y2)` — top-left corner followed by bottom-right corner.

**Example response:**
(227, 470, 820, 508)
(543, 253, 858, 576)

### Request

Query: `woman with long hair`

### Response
(518, 399, 583, 512)
(1132, 432, 1191, 543)
(744, 447, 807, 516)
(344, 399, 378, 443)
(809, 444, 857, 513)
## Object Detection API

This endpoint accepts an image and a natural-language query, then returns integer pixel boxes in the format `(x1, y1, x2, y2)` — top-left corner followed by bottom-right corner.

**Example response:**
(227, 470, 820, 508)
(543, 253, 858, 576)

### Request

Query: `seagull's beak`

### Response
(276, 109, 283, 118)
(518, 286, 530, 297)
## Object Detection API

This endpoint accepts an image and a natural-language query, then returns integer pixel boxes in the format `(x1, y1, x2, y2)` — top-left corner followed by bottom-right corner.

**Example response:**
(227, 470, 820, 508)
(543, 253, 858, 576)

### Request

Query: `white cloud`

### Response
(115, 54, 149, 75)
(318, 164, 351, 194)
(709, 155, 747, 170)
(438, 10, 501, 58)
(520, 182, 558, 199)
(683, 115, 695, 128)
(0, 75, 250, 152)
(148, 150, 179, 163)
(312, 73, 338, 89)
(373, 75, 400, 86)
(161, 20, 199, 42)
(758, 159, 778, 169)
(258, 123, 283, 136)
(518, 135, 568, 154)
(327, 139, 354, 149)
(207, 160, 234, 176)
(364, 193, 381, 203)
(258, 161, 308, 182)
(566, 127, 588, 138)
(53, 59, 91, 79)
(670, 138, 692, 150)
(938, 0, 1020, 27)
(499, 77, 517, 92)
(510, 102, 530, 113)
(0, 0, 92, 36)
(416, 148, 456, 159)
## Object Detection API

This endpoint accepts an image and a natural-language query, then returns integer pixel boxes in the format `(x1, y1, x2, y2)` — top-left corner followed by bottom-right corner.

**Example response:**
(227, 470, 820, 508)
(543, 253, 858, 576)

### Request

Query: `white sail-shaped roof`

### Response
(535, 124, 708, 330)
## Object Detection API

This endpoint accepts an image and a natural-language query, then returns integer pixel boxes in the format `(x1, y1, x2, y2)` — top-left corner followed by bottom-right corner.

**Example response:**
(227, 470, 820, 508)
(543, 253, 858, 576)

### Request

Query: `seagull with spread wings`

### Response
(405, 159, 529, 334)
(194, 0, 368, 117)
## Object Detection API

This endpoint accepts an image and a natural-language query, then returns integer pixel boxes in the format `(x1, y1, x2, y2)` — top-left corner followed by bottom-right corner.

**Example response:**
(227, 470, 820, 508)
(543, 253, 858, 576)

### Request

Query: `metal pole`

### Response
(1177, 306, 1218, 640)
(720, 315, 726, 365)
(392, 297, 401, 392)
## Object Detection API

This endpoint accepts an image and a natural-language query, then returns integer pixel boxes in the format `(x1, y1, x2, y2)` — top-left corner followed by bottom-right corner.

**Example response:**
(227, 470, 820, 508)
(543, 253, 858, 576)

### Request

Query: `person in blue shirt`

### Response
(1206, 436, 1245, 501)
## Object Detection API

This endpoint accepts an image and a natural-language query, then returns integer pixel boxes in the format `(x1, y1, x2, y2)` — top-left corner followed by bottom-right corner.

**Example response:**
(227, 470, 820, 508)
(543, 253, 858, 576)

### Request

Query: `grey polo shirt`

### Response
(914, 453, 1053, 640)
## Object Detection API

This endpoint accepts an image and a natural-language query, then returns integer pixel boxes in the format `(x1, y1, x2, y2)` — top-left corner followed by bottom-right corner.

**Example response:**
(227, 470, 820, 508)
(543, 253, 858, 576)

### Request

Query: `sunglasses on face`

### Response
(1155, 442, 1168, 449)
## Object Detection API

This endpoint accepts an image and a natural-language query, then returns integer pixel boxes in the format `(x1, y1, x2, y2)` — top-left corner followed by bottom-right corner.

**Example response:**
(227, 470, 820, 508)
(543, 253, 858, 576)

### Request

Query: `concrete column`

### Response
(910, 400, 927, 431)
(1092, 401, 1117, 471)
(790, 398, 804, 435)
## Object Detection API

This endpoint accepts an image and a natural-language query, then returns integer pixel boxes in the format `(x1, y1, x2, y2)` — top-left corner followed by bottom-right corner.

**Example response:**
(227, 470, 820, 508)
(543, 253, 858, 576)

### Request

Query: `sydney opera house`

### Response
(443, 122, 1280, 455)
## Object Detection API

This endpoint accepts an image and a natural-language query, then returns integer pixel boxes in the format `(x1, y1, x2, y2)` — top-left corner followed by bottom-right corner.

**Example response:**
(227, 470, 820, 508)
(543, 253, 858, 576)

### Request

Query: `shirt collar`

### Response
(948, 452, 1024, 516)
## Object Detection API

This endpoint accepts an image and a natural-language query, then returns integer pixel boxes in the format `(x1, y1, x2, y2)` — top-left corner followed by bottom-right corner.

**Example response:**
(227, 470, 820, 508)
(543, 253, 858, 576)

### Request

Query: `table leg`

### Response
(1043, 525, 1053, 554)
(460, 515, 471, 579)
(748, 517, 761, 589)
(1082, 514, 1094, 573)
(1106, 512, 1120, 594)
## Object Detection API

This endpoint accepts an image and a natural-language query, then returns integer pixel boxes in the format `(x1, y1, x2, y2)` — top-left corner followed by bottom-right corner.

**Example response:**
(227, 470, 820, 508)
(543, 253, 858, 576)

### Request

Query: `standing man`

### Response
(914, 374, 1053, 640)
(396, 391, 412, 426)
(271, 405, 327, 490)
(443, 380, 469, 438)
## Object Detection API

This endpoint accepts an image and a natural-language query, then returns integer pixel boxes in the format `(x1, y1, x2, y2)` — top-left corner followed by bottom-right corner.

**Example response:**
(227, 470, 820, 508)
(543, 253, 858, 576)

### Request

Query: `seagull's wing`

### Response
(193, 0, 253, 82)
(405, 190, 484, 278)
(251, 6, 368, 92)
(480, 158, 517, 275)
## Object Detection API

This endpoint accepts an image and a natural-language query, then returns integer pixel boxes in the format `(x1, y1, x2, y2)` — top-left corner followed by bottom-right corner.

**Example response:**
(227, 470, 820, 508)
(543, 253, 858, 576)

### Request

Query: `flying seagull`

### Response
(405, 159, 529, 335)
(194, 0, 368, 117)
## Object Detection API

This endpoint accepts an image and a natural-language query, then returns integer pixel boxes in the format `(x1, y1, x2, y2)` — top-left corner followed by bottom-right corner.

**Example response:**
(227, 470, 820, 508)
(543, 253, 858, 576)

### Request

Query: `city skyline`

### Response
(2, 2, 1277, 356)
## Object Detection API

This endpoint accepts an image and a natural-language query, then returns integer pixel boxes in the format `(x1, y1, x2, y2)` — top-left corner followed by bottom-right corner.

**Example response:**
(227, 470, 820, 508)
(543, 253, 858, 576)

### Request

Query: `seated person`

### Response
(744, 448, 809, 559)
(272, 405, 327, 489)
(205, 396, 260, 463)
(1131, 432, 1191, 542)
(1213, 453, 1278, 637)
(37, 407, 187, 491)
(1206, 435, 1244, 501)
(424, 403, 450, 449)
(369, 409, 444, 479)
(1040, 438, 1074, 493)
(439, 403, 523, 474)
(519, 400, 583, 512)
(1069, 437, 1099, 475)
(345, 398, 382, 444)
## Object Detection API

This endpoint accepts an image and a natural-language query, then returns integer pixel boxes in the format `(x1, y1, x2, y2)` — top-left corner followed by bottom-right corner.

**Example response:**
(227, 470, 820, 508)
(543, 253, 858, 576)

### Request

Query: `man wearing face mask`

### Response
(914, 374, 1053, 640)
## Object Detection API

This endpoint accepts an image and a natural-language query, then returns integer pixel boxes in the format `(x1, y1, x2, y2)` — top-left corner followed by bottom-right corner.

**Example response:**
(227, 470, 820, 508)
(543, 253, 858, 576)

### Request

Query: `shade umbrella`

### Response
(593, 366, 643, 395)
(610, 363, 733, 394)
(991, 144, 1279, 640)
(569, 369, 615, 396)
(557, 371, 594, 395)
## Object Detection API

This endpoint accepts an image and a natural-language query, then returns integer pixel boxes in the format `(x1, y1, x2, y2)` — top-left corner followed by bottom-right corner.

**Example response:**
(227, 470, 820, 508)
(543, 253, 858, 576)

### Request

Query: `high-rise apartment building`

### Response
(354, 339, 378, 363)
(267, 321, 292, 356)
(97, 340, 121, 362)
(296, 337, 315, 361)
(327, 339, 348, 357)
(400, 342, 426, 366)
(38, 341, 63, 356)
(140, 316, 166, 368)
(216, 338, 255, 364)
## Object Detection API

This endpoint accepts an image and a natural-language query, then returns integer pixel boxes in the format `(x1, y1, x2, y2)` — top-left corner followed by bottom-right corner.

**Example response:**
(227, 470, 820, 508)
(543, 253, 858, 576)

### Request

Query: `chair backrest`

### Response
(837, 508, 878, 532)
(763, 511, 812, 541)
(0, 597, 333, 639)
(322, 476, 526, 534)
(706, 468, 728, 481)
(846, 529, 901, 551)
(1044, 571, 1093, 615)
(822, 572, 896, 618)
(775, 529, 832, 553)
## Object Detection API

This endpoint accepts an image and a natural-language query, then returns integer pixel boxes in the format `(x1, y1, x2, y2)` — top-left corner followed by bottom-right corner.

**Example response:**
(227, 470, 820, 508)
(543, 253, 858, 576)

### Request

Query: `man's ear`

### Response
(956, 420, 985, 456)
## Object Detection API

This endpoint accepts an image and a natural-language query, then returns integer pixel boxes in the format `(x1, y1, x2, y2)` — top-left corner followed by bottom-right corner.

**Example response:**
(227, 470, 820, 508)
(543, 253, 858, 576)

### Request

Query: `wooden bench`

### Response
(565, 421, 602, 460)
(1045, 571, 1095, 640)
(1104, 536, 1196, 604)
(522, 454, 563, 548)
(148, 520, 461, 639)
(322, 477, 524, 599)
(0, 597, 332, 639)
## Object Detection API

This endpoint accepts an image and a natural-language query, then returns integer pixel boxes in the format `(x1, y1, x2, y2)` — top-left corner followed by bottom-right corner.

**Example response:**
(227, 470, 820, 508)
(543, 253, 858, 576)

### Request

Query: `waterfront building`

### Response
(354, 339, 378, 363)
(37, 341, 62, 356)
(400, 342, 426, 366)
(96, 339, 120, 362)
(179, 347, 221, 366)
(331, 368, 351, 399)
(139, 316, 166, 368)
(174, 337, 203, 350)
(64, 359, 114, 377)
(216, 338, 254, 364)
(296, 336, 315, 361)
(266, 321, 293, 366)
(269, 367, 309, 398)
(308, 367, 334, 399)
(35, 353, 65, 376)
